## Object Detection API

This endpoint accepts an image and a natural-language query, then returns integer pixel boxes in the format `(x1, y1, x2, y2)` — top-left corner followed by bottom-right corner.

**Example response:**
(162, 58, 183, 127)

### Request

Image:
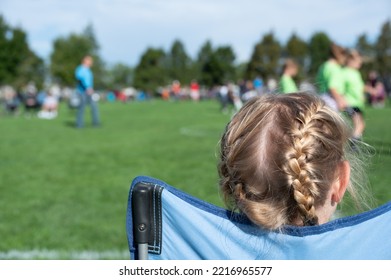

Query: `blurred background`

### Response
(0, 0, 390, 259)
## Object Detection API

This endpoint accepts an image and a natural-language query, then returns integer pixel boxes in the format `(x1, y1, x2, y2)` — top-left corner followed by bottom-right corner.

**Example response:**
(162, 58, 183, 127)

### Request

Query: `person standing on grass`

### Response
(75, 55, 100, 128)
(342, 49, 366, 142)
(279, 59, 299, 94)
(316, 43, 348, 112)
(365, 70, 387, 108)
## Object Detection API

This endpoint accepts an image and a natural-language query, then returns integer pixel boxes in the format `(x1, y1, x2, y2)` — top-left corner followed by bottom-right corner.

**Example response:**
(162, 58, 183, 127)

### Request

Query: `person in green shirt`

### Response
(316, 43, 348, 111)
(279, 59, 298, 94)
(343, 49, 366, 140)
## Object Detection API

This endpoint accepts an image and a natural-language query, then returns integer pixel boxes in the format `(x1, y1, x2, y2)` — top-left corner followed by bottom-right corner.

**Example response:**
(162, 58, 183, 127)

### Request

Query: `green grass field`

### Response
(0, 98, 390, 259)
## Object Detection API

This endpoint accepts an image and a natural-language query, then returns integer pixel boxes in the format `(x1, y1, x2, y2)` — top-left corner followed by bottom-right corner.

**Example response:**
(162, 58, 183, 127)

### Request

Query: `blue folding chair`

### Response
(126, 176, 391, 260)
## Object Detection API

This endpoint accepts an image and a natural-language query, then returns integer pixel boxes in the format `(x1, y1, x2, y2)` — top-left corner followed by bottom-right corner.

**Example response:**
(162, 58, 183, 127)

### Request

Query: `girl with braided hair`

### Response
(218, 92, 370, 230)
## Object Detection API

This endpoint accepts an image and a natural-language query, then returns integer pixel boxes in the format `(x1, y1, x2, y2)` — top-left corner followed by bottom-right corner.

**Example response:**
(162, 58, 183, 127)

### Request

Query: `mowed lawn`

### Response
(0, 99, 231, 258)
(0, 98, 390, 259)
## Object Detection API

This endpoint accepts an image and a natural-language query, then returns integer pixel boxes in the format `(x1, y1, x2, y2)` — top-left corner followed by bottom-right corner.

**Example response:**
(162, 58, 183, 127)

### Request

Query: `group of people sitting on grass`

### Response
(2, 84, 59, 119)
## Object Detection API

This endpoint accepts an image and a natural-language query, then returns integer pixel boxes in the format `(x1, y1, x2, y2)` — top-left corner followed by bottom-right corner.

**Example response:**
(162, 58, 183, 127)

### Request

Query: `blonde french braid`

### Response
(218, 92, 360, 230)
(284, 104, 323, 225)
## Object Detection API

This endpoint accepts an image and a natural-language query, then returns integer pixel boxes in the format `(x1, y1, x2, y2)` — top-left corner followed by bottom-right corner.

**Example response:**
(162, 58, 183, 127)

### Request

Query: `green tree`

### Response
(375, 20, 391, 77)
(285, 32, 308, 76)
(166, 39, 193, 84)
(105, 63, 134, 90)
(235, 62, 247, 81)
(196, 41, 236, 87)
(13, 49, 46, 90)
(0, 16, 12, 83)
(213, 46, 236, 83)
(246, 32, 281, 80)
(356, 33, 375, 78)
(308, 32, 331, 76)
(0, 15, 44, 89)
(356, 33, 374, 57)
(196, 40, 214, 86)
(133, 47, 167, 93)
(50, 24, 105, 88)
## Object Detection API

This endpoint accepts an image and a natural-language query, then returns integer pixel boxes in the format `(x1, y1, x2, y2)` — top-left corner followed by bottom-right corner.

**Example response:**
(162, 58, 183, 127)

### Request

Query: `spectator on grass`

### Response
(279, 59, 299, 94)
(365, 70, 386, 108)
(241, 80, 258, 102)
(171, 80, 181, 101)
(218, 84, 230, 113)
(219, 92, 371, 230)
(190, 80, 200, 101)
(106, 91, 116, 102)
(3, 86, 20, 115)
(37, 91, 59, 119)
(74, 55, 100, 128)
(316, 42, 348, 111)
(253, 76, 264, 95)
(23, 81, 40, 117)
(342, 49, 366, 142)
(228, 82, 242, 113)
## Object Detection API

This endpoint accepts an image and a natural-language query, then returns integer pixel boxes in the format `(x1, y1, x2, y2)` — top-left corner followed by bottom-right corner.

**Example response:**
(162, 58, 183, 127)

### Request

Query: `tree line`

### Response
(0, 14, 390, 94)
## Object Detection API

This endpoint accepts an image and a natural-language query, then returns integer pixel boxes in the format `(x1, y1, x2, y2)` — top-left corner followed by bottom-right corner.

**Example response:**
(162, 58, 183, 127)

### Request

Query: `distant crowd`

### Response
(0, 63, 389, 121)
(211, 69, 389, 115)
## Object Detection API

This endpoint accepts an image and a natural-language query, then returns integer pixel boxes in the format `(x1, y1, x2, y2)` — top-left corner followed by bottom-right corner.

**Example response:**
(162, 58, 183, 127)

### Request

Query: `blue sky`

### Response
(1, 0, 390, 66)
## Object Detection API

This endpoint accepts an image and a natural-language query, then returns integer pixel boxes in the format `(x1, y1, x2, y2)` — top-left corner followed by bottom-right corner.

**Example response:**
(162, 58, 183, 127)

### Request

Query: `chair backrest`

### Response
(127, 176, 391, 260)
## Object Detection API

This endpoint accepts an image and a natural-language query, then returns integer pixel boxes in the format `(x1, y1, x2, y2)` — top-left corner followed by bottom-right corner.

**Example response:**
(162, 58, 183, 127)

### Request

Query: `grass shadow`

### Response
(63, 120, 76, 128)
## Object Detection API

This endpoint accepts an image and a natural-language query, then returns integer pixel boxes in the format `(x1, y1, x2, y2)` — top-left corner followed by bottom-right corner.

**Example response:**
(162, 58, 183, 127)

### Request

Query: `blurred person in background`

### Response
(253, 76, 263, 95)
(241, 80, 258, 102)
(218, 83, 229, 113)
(279, 58, 299, 94)
(170, 80, 181, 101)
(228, 81, 242, 113)
(37, 90, 59, 119)
(74, 55, 100, 128)
(190, 79, 200, 101)
(342, 49, 366, 142)
(2, 86, 20, 116)
(365, 70, 386, 108)
(316, 43, 348, 111)
(23, 81, 40, 117)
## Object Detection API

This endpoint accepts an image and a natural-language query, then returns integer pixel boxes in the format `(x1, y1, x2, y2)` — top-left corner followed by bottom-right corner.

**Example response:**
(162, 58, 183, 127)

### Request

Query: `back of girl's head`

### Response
(218, 92, 360, 230)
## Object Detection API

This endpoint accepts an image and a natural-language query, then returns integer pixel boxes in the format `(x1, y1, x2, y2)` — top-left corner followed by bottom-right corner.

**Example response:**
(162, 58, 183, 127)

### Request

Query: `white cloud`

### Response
(1, 0, 390, 66)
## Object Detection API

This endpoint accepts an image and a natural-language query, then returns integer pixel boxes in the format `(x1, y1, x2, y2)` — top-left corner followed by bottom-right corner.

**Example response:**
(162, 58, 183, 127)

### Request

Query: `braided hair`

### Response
(219, 92, 351, 229)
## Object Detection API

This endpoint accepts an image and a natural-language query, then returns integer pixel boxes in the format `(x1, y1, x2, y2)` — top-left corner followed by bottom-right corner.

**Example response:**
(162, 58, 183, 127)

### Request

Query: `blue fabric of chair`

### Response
(127, 176, 391, 260)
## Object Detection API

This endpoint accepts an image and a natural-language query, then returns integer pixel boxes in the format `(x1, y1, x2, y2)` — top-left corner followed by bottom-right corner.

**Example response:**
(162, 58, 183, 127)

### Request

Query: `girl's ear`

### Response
(331, 161, 350, 203)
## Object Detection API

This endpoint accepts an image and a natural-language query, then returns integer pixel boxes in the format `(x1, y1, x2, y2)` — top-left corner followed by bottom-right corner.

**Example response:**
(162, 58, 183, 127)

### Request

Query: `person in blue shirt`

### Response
(75, 55, 100, 128)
